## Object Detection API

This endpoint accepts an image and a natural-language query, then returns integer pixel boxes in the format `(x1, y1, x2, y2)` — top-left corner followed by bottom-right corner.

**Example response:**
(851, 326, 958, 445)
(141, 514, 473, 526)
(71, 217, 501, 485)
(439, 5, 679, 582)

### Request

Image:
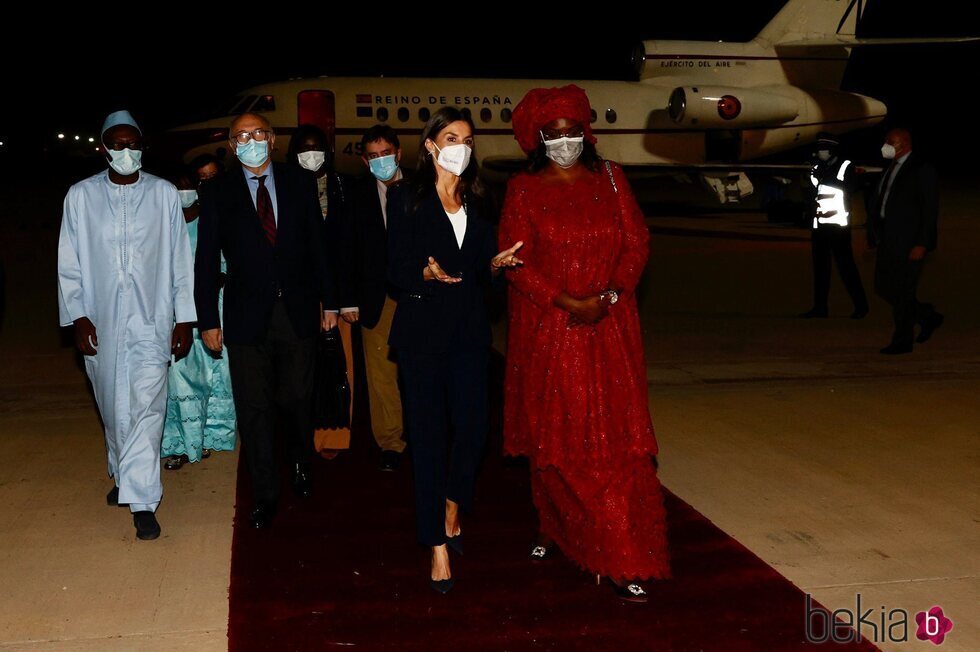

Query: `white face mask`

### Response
(297, 150, 326, 172)
(542, 133, 585, 169)
(816, 150, 831, 162)
(106, 148, 142, 175)
(881, 143, 897, 160)
(431, 142, 472, 177)
(177, 189, 199, 208)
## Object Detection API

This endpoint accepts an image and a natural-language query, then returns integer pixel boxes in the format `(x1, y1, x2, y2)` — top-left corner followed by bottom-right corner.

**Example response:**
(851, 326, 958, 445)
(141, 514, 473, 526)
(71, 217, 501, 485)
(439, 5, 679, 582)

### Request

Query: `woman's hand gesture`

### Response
(423, 256, 462, 284)
(491, 241, 524, 273)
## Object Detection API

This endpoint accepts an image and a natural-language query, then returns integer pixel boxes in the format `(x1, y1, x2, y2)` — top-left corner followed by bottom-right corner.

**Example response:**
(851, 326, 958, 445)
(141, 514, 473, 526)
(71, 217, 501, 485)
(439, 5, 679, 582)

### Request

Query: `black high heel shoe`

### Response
(430, 577, 455, 594)
(430, 545, 454, 593)
(446, 531, 463, 556)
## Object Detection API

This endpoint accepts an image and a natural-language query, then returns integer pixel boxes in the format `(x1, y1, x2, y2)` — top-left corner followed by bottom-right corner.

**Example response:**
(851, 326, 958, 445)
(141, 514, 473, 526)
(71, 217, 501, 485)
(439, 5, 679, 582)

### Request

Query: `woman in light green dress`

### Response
(162, 172, 236, 469)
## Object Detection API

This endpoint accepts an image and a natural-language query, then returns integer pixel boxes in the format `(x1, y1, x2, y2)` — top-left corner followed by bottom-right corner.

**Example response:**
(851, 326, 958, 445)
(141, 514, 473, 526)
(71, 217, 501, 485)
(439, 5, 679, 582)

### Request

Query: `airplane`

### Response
(165, 0, 975, 203)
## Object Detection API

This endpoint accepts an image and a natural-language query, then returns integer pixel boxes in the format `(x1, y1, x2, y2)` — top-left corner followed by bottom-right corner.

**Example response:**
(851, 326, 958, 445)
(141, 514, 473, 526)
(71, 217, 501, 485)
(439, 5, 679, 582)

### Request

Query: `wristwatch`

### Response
(601, 289, 619, 305)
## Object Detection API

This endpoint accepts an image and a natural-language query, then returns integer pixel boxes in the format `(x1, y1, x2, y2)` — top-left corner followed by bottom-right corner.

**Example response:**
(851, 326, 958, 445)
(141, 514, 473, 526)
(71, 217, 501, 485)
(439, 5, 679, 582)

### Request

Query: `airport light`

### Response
(74, 135, 80, 141)
(88, 137, 94, 143)
(58, 133, 65, 139)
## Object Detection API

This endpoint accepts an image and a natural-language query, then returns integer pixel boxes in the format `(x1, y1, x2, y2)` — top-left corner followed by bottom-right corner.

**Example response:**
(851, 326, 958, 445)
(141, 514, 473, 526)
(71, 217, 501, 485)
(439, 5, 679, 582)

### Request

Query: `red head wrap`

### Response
(511, 84, 597, 154)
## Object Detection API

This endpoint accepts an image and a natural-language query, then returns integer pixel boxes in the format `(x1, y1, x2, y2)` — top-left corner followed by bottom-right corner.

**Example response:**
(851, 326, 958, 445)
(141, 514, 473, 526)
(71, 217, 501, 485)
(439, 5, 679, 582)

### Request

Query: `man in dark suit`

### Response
(868, 128, 942, 354)
(338, 126, 407, 470)
(195, 112, 338, 527)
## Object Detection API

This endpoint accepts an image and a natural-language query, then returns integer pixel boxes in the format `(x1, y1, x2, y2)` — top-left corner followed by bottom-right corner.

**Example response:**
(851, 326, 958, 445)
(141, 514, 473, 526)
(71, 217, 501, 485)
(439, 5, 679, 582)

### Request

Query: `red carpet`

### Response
(228, 357, 880, 651)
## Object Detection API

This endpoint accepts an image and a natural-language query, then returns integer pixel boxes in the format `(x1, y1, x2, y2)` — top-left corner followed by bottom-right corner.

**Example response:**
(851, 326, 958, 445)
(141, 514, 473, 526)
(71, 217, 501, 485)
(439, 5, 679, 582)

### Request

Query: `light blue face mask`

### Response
(236, 139, 270, 167)
(107, 148, 142, 175)
(368, 154, 398, 181)
(177, 189, 199, 208)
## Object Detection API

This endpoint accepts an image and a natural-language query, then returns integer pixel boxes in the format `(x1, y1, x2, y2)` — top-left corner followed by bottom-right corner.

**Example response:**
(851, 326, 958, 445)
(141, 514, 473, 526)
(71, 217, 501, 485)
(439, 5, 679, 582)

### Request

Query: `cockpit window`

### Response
(229, 95, 257, 115)
(252, 95, 276, 112)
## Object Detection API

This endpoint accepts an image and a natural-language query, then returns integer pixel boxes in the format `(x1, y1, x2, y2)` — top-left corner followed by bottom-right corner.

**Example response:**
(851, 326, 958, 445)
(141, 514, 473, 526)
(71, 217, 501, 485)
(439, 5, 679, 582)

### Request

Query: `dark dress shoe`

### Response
(446, 533, 463, 556)
(380, 450, 402, 472)
(249, 506, 276, 529)
(106, 486, 119, 506)
(430, 578, 455, 594)
(917, 313, 944, 343)
(880, 342, 913, 355)
(798, 307, 829, 319)
(291, 464, 312, 498)
(850, 305, 869, 319)
(133, 511, 161, 540)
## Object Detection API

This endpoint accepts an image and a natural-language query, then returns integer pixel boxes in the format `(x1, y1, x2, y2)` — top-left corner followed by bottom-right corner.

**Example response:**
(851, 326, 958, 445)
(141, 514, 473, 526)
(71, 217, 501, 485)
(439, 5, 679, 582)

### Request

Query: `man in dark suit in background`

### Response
(339, 125, 407, 470)
(868, 128, 942, 355)
(195, 112, 338, 527)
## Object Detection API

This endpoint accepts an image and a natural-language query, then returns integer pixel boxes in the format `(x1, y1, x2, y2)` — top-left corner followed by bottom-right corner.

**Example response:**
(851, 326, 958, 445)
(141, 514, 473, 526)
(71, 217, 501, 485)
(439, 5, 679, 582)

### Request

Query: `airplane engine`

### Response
(668, 86, 799, 128)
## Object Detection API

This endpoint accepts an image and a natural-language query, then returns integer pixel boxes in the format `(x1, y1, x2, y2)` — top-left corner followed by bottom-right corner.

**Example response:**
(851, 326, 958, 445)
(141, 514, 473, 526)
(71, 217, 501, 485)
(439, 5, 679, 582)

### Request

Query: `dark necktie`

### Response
(877, 163, 896, 214)
(254, 175, 276, 246)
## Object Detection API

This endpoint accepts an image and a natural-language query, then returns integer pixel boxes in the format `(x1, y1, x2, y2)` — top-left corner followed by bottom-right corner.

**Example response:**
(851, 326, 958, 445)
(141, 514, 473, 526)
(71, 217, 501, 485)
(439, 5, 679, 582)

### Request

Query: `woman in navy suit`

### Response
(386, 107, 522, 593)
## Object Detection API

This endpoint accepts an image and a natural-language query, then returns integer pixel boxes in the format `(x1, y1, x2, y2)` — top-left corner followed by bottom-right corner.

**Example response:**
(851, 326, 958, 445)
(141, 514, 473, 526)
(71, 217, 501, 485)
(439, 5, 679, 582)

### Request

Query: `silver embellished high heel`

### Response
(530, 543, 556, 561)
(602, 576, 649, 603)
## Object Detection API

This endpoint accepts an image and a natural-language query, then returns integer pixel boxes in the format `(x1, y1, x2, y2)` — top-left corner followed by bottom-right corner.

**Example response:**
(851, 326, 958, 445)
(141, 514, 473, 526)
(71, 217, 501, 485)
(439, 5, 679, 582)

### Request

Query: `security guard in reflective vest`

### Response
(799, 133, 869, 319)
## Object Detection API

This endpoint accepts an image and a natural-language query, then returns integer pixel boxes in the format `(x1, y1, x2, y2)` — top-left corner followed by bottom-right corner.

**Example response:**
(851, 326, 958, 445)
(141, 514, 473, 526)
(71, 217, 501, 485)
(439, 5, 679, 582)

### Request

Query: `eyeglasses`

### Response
(231, 128, 272, 145)
(104, 139, 143, 152)
(540, 127, 584, 141)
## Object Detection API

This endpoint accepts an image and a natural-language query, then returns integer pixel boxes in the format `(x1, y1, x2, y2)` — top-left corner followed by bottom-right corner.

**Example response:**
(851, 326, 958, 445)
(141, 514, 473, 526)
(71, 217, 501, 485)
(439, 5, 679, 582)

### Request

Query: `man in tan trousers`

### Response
(339, 126, 407, 470)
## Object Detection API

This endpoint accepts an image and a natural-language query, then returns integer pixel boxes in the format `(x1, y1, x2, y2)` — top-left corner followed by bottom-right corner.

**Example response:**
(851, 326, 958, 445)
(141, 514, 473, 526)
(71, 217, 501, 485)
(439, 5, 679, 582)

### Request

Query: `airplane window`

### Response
(230, 95, 257, 115)
(461, 108, 472, 121)
(398, 107, 410, 122)
(419, 107, 431, 122)
(480, 108, 492, 123)
(605, 108, 617, 124)
(501, 108, 512, 123)
(223, 96, 243, 114)
(590, 109, 597, 124)
(252, 95, 276, 112)
(378, 107, 389, 122)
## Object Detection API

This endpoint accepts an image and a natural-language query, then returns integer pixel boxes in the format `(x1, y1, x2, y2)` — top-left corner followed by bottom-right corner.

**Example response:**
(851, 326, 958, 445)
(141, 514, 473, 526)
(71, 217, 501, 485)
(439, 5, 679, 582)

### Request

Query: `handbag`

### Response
(312, 326, 351, 429)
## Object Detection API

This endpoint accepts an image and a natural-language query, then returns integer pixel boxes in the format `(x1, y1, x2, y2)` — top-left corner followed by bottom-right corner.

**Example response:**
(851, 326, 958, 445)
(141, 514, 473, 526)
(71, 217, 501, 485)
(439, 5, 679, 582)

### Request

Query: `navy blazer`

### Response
(195, 162, 336, 345)
(386, 182, 498, 354)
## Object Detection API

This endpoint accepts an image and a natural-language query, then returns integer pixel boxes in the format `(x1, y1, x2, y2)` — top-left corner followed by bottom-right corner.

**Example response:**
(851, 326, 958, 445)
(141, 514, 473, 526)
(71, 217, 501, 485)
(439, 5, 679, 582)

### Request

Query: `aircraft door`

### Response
(297, 90, 336, 153)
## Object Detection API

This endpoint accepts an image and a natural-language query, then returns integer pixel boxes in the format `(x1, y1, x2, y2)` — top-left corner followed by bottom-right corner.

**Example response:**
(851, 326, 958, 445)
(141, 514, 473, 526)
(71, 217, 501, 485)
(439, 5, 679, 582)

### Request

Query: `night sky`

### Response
(0, 0, 974, 175)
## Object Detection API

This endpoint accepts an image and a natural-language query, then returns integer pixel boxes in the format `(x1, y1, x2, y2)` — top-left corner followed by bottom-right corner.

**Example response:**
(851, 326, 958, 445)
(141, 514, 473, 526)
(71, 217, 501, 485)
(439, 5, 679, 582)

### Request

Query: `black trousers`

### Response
(809, 227, 868, 312)
(227, 301, 316, 509)
(875, 253, 936, 346)
(399, 347, 489, 547)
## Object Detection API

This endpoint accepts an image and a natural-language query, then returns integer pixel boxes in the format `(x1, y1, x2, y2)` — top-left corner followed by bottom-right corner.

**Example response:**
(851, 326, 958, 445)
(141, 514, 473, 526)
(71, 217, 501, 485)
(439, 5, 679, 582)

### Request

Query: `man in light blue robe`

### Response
(57, 110, 196, 540)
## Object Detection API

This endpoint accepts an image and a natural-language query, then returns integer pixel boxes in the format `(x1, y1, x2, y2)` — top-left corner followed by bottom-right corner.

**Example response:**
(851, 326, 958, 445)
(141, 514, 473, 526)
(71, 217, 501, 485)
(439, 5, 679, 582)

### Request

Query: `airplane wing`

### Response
(776, 36, 979, 47)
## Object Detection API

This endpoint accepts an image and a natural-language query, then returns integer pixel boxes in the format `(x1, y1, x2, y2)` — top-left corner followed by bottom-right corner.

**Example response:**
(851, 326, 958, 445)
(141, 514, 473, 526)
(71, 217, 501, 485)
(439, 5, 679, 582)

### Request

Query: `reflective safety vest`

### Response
(810, 158, 852, 229)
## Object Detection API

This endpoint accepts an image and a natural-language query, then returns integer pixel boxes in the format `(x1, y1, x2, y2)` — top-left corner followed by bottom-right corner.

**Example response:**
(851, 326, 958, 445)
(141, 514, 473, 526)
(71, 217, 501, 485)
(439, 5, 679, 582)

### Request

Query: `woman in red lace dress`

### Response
(499, 85, 670, 601)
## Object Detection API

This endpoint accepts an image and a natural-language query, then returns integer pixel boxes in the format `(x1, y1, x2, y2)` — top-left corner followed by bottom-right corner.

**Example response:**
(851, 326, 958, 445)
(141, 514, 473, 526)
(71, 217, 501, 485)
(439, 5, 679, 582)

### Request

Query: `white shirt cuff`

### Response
(340, 307, 359, 314)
